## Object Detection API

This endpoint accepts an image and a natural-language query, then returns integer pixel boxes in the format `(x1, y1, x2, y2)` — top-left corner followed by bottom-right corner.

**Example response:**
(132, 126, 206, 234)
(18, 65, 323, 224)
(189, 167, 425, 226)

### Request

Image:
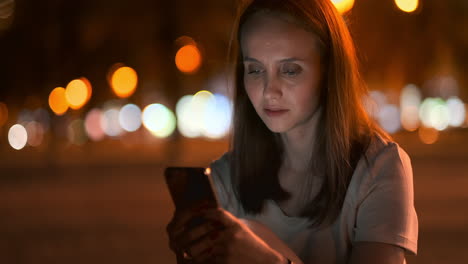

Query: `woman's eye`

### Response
(281, 64, 302, 76)
(246, 66, 264, 75)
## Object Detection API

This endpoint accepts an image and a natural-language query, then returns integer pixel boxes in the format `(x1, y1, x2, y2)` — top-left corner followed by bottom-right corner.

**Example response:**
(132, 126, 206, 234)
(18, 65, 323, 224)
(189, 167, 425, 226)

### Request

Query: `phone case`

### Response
(164, 167, 219, 211)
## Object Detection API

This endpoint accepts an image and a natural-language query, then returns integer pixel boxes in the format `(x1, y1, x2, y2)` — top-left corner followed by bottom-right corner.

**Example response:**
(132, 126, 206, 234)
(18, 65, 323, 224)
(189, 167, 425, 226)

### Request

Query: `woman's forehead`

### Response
(240, 13, 322, 58)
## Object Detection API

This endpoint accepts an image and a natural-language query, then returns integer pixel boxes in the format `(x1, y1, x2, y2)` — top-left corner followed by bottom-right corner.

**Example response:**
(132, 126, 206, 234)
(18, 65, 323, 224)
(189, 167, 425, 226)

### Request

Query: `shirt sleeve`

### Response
(209, 153, 243, 217)
(354, 143, 418, 255)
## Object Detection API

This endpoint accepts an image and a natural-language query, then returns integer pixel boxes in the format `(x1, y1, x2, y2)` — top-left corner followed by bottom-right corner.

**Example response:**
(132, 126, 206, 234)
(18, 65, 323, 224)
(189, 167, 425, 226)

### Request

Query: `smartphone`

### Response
(164, 167, 219, 212)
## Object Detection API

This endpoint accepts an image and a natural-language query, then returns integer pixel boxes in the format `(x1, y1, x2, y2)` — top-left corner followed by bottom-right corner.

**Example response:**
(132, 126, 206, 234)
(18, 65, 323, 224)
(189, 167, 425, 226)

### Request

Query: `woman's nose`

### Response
(263, 77, 282, 100)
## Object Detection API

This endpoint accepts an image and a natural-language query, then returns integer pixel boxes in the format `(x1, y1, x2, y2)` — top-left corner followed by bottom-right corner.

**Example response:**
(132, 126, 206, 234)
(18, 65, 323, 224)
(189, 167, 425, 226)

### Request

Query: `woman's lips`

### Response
(264, 108, 289, 117)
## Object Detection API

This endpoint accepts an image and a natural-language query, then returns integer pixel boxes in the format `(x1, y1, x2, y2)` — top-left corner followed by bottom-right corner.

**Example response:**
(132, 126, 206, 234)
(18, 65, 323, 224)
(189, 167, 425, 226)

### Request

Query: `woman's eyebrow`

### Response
(279, 57, 304, 63)
(243, 56, 260, 62)
(243, 56, 304, 63)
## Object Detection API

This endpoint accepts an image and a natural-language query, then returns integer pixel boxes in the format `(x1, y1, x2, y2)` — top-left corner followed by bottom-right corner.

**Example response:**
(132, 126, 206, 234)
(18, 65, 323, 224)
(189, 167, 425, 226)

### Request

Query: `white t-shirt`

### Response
(209, 136, 418, 264)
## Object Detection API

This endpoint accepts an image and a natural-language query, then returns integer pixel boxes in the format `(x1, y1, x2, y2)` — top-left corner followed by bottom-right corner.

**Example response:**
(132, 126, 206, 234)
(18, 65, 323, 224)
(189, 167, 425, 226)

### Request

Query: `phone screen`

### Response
(164, 167, 219, 211)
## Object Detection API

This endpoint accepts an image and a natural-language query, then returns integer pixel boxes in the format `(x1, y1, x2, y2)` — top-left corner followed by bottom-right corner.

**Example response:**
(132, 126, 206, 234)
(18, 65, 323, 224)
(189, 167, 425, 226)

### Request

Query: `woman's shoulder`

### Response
(349, 133, 413, 199)
(210, 152, 231, 174)
(364, 133, 411, 170)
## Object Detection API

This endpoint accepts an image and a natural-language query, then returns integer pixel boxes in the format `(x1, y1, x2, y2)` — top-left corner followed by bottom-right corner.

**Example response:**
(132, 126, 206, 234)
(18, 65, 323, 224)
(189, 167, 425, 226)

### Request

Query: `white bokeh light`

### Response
(142, 103, 176, 138)
(378, 104, 401, 134)
(101, 108, 124, 137)
(203, 94, 232, 139)
(419, 98, 450, 131)
(8, 124, 28, 150)
(446, 97, 466, 127)
(176, 95, 198, 138)
(119, 104, 142, 132)
(430, 104, 450, 131)
(176, 91, 232, 139)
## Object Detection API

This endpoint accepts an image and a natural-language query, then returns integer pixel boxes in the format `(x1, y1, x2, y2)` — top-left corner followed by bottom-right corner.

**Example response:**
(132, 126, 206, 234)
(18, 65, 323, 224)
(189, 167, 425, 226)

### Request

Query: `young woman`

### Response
(166, 0, 418, 263)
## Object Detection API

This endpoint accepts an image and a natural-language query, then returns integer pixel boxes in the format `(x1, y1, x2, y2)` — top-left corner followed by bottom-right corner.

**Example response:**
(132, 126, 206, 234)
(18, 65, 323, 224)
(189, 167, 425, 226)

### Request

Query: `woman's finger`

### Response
(201, 207, 237, 227)
(188, 230, 225, 263)
(167, 202, 212, 238)
(175, 219, 221, 249)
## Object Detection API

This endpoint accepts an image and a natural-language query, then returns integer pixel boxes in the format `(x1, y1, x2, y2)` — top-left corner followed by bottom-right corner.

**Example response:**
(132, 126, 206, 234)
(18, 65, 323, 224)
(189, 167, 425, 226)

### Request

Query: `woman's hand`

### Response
(166, 203, 285, 264)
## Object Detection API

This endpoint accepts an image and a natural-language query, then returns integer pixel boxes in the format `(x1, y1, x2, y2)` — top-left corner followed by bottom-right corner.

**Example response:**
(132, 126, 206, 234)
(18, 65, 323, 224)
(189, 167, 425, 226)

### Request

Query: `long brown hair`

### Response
(229, 0, 390, 228)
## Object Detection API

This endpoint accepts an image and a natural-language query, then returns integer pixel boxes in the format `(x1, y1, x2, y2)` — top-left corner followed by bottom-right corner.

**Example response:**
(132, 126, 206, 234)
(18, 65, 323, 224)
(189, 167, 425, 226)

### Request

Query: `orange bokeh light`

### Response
(418, 126, 439, 145)
(110, 66, 138, 98)
(65, 78, 91, 110)
(49, 87, 69, 115)
(0, 102, 8, 127)
(175, 44, 202, 74)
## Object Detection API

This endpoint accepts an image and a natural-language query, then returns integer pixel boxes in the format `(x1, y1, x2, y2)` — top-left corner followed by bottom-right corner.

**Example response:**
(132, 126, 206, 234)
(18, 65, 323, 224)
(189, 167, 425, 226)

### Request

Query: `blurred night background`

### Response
(0, 0, 467, 263)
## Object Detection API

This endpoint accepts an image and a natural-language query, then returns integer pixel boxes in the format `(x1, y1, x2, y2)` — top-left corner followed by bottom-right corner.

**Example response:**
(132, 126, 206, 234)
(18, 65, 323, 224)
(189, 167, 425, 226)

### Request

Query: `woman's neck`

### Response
(280, 107, 322, 173)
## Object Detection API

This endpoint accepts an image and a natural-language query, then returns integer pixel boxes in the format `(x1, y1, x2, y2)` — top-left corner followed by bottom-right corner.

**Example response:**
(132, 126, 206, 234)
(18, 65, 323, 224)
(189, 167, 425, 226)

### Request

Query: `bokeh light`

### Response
(400, 84, 422, 131)
(175, 44, 202, 74)
(33, 108, 51, 132)
(177, 91, 213, 138)
(419, 98, 450, 131)
(49, 87, 69, 115)
(418, 126, 439, 145)
(331, 0, 355, 14)
(110, 65, 138, 98)
(176, 91, 233, 139)
(67, 119, 87, 145)
(0, 102, 9, 126)
(142, 103, 176, 138)
(203, 94, 232, 139)
(365, 90, 387, 119)
(119, 104, 142, 132)
(377, 104, 401, 134)
(101, 108, 124, 137)
(65, 78, 91, 110)
(176, 95, 198, 138)
(446, 97, 466, 127)
(8, 124, 27, 150)
(394, 0, 419, 13)
(85, 108, 105, 141)
(25, 121, 44, 147)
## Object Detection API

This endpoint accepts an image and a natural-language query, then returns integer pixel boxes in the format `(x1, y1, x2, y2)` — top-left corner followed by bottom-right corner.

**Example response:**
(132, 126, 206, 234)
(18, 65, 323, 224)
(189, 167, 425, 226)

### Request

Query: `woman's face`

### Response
(241, 12, 323, 134)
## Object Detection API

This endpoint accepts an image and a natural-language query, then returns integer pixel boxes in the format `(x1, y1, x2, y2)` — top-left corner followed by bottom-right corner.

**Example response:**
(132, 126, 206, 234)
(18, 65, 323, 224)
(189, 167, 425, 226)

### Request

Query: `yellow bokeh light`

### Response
(331, 0, 355, 14)
(0, 102, 8, 127)
(110, 65, 138, 98)
(175, 44, 202, 74)
(49, 87, 69, 115)
(65, 78, 91, 110)
(394, 0, 419, 13)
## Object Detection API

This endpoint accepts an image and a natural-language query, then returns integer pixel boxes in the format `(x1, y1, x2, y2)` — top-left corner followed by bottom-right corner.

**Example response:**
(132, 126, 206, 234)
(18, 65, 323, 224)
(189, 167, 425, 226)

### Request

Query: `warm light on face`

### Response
(0, 102, 8, 127)
(331, 0, 355, 14)
(110, 66, 138, 98)
(394, 0, 419, 13)
(175, 44, 202, 74)
(49, 87, 69, 115)
(65, 78, 91, 110)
